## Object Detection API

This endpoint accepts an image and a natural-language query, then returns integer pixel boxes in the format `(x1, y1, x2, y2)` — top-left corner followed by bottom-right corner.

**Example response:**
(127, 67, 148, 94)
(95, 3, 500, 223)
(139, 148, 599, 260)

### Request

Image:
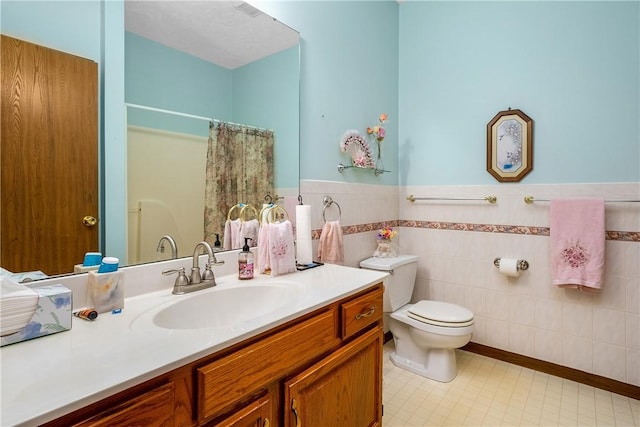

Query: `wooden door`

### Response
(284, 327, 383, 427)
(1, 35, 98, 276)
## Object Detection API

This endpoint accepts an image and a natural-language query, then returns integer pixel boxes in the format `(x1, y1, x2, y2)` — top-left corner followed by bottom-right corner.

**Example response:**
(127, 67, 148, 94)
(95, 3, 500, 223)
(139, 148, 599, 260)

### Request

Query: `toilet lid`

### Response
(407, 300, 474, 327)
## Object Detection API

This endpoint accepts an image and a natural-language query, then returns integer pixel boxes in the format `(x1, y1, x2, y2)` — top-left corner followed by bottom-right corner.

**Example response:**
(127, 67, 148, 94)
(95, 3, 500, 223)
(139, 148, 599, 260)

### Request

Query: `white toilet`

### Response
(360, 254, 474, 382)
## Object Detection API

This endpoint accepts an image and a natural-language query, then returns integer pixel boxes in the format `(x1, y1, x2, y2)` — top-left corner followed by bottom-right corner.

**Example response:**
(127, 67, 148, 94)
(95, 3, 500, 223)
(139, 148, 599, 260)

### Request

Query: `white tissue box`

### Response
(1, 284, 72, 347)
(88, 271, 124, 314)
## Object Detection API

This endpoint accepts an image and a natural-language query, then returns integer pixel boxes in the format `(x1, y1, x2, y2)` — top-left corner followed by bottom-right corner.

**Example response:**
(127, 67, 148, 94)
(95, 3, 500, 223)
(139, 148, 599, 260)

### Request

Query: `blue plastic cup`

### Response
(97, 257, 119, 273)
(83, 252, 102, 267)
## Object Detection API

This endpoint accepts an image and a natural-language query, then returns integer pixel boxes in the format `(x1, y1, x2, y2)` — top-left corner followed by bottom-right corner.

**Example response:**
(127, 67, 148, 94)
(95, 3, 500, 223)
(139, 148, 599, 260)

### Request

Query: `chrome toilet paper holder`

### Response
(493, 258, 529, 271)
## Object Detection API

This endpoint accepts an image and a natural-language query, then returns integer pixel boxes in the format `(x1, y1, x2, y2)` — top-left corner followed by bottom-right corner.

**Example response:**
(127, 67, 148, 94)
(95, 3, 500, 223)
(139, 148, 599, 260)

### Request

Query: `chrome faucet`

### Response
(156, 235, 178, 259)
(190, 241, 218, 284)
(162, 241, 224, 295)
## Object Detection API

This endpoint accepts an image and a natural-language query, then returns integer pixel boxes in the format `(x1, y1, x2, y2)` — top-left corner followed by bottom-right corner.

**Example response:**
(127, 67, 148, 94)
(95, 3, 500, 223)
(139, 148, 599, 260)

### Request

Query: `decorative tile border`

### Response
(312, 220, 640, 242)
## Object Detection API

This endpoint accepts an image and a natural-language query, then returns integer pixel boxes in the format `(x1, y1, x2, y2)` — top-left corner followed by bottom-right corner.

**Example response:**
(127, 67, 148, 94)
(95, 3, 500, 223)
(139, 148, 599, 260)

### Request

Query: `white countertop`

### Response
(0, 263, 387, 426)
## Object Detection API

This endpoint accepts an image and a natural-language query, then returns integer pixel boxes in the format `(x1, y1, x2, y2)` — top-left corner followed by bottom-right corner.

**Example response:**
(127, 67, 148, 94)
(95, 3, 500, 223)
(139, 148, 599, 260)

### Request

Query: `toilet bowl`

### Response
(360, 255, 474, 383)
(389, 301, 474, 382)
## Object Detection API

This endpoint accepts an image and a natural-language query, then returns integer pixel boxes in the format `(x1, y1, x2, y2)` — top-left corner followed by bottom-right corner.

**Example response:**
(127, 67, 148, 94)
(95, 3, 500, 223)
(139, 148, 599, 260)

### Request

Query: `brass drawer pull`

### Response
(263, 417, 270, 427)
(292, 398, 301, 427)
(355, 306, 376, 320)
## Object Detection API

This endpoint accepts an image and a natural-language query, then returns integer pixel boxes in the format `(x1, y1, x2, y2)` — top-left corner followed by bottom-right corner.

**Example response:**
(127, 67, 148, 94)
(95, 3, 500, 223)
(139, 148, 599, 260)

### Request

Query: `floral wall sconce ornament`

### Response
(339, 130, 375, 169)
(486, 108, 533, 182)
(338, 113, 390, 176)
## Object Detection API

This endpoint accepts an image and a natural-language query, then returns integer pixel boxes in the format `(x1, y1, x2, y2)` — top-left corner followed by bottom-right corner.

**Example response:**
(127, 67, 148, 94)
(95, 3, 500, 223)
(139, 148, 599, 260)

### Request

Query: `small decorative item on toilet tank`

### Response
(374, 226, 397, 258)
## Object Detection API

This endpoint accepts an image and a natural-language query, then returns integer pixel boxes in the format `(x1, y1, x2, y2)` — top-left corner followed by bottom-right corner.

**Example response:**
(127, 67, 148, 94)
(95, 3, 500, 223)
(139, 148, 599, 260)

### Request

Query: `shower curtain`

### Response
(204, 122, 274, 247)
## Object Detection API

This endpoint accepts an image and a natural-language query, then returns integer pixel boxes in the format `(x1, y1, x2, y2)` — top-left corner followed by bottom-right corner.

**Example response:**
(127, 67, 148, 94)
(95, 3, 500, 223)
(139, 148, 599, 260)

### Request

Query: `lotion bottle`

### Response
(238, 237, 254, 280)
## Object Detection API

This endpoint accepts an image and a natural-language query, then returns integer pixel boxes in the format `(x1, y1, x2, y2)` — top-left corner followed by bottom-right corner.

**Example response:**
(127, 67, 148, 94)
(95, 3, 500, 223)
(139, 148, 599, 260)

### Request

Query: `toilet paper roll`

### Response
(499, 258, 520, 277)
(296, 205, 312, 265)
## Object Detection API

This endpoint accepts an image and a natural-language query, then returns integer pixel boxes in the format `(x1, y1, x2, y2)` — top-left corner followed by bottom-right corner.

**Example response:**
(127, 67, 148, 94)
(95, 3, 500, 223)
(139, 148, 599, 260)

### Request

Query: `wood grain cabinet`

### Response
(45, 284, 383, 427)
(73, 382, 176, 427)
(207, 392, 275, 427)
(285, 327, 383, 427)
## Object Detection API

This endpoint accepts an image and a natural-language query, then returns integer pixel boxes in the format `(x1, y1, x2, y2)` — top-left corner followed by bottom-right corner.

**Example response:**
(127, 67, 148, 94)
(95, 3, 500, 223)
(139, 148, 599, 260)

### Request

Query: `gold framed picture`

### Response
(486, 109, 533, 182)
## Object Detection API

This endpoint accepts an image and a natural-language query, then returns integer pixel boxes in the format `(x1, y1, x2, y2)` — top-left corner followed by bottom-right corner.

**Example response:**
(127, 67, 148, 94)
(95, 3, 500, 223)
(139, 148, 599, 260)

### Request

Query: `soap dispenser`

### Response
(213, 233, 222, 252)
(238, 237, 254, 280)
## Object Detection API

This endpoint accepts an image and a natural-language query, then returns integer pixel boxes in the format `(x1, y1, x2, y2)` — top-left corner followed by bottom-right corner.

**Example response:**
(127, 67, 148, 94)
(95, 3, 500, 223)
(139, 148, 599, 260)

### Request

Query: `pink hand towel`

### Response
(256, 224, 271, 274)
(268, 221, 296, 277)
(317, 220, 344, 265)
(240, 219, 259, 247)
(223, 219, 241, 250)
(550, 199, 605, 292)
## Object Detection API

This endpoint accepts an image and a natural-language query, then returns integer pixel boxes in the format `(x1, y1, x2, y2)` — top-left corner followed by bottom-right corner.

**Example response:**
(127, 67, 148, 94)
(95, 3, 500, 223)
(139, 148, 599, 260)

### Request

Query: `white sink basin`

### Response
(151, 284, 295, 330)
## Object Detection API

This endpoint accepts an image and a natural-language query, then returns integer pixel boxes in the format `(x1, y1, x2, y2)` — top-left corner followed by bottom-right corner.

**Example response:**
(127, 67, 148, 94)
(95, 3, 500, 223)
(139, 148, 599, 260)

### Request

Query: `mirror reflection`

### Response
(0, 1, 300, 280)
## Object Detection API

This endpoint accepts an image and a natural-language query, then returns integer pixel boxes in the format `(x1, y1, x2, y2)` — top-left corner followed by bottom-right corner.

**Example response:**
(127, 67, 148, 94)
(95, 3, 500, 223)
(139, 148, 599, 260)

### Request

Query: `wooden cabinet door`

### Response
(284, 327, 383, 427)
(1, 35, 98, 276)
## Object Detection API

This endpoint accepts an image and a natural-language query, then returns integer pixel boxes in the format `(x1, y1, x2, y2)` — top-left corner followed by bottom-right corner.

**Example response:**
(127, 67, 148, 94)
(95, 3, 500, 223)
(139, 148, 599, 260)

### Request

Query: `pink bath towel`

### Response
(267, 221, 297, 277)
(317, 220, 344, 265)
(550, 199, 605, 292)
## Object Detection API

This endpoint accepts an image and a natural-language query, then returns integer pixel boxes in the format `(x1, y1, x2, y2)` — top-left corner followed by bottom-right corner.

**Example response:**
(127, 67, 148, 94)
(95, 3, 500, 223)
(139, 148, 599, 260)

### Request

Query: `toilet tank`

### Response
(360, 254, 418, 312)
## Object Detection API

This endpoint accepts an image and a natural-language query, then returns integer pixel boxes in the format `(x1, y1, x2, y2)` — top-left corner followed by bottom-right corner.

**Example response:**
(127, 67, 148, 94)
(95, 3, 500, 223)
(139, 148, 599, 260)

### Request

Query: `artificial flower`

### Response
(367, 113, 388, 142)
(376, 226, 397, 241)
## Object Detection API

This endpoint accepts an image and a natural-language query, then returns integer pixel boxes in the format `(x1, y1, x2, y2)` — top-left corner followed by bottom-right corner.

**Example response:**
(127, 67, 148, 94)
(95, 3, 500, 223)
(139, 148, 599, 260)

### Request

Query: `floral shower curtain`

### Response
(204, 122, 274, 246)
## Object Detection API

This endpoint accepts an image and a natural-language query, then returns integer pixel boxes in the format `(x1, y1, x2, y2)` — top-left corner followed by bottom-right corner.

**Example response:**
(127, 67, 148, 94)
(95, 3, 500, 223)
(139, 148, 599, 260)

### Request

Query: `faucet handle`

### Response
(162, 267, 190, 287)
(201, 263, 216, 283)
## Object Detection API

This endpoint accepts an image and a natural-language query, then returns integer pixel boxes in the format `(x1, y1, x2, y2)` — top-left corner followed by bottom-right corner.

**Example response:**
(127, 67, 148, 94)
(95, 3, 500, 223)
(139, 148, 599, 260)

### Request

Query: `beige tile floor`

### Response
(382, 342, 640, 427)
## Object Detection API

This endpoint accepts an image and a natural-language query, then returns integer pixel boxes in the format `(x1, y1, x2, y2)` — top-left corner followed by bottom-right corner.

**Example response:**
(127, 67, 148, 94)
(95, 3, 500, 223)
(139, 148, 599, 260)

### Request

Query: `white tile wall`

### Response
(404, 183, 640, 386)
(303, 180, 640, 386)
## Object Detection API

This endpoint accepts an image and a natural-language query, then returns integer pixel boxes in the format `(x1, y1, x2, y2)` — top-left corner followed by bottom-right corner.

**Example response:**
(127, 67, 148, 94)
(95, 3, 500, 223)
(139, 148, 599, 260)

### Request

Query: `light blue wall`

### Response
(125, 32, 233, 136)
(233, 46, 300, 190)
(398, 1, 640, 185)
(102, 0, 126, 262)
(1, 0, 101, 61)
(257, 1, 401, 186)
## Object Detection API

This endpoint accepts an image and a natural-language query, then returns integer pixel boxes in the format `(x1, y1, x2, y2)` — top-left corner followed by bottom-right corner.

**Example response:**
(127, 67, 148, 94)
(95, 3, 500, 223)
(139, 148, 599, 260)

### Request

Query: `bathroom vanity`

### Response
(0, 264, 387, 426)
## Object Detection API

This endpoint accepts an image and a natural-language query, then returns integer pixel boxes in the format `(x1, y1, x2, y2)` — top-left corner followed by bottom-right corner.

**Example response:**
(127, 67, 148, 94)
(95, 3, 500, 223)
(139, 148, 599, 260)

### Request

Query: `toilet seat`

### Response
(407, 300, 474, 328)
(390, 303, 474, 337)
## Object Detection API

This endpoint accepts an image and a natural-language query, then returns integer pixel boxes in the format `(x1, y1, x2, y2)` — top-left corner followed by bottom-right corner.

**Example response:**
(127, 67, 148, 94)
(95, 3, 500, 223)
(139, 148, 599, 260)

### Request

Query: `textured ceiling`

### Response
(125, 1, 299, 69)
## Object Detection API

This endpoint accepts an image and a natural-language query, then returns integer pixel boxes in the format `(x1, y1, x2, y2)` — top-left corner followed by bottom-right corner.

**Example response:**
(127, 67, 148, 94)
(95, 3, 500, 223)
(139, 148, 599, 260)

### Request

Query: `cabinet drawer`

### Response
(208, 392, 274, 427)
(341, 286, 383, 339)
(73, 382, 175, 427)
(197, 308, 339, 421)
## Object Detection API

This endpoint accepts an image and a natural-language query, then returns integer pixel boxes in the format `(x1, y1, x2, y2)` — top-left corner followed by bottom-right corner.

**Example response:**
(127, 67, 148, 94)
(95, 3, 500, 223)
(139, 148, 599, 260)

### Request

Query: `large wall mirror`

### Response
(0, 1, 300, 280)
(124, 1, 300, 266)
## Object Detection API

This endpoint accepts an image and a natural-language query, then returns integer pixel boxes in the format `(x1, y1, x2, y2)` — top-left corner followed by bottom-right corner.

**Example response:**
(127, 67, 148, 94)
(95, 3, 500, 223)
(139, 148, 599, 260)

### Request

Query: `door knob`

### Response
(83, 216, 97, 227)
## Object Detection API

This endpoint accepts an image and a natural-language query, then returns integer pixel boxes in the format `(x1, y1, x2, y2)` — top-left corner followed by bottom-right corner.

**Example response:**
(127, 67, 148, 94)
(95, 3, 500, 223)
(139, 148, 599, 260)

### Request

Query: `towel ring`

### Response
(258, 203, 274, 224)
(240, 204, 258, 221)
(264, 194, 273, 204)
(227, 203, 243, 221)
(267, 205, 289, 223)
(322, 196, 342, 222)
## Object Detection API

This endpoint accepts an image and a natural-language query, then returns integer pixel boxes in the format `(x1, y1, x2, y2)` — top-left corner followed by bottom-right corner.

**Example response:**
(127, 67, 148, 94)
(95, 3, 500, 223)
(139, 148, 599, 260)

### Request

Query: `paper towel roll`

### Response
(296, 205, 312, 264)
(499, 258, 520, 277)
